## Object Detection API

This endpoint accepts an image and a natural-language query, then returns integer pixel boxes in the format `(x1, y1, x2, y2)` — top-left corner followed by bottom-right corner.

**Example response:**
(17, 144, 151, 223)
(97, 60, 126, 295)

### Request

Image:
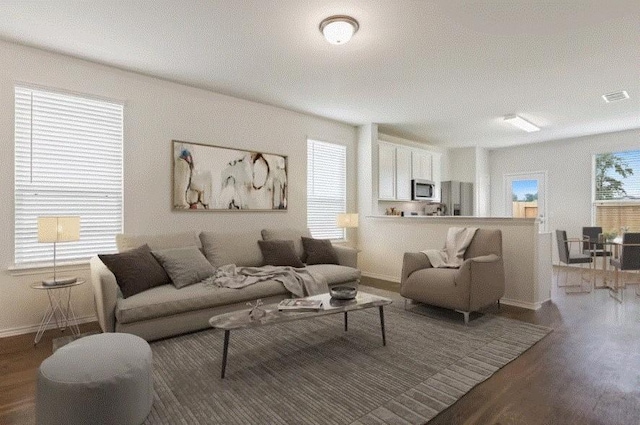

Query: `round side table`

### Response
(31, 279, 85, 345)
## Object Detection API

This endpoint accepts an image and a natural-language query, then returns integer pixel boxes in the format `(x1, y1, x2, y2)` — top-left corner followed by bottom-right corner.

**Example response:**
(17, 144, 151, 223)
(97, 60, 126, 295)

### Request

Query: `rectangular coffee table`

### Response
(209, 291, 392, 378)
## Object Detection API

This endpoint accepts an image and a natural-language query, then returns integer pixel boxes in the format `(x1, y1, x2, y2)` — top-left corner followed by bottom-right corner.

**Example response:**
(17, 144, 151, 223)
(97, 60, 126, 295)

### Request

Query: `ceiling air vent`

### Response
(602, 90, 629, 103)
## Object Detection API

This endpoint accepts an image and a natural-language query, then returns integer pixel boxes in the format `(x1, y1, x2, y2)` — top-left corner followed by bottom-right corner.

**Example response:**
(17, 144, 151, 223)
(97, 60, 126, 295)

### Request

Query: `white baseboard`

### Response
(0, 315, 97, 339)
(500, 297, 547, 311)
(361, 271, 400, 283)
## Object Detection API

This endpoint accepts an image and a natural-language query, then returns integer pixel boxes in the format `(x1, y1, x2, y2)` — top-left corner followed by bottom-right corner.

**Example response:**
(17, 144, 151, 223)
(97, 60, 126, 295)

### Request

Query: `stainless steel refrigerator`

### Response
(441, 181, 473, 216)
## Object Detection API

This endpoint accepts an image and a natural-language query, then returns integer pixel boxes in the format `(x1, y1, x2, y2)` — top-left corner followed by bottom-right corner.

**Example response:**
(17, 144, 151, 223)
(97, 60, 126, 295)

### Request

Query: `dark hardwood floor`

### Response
(0, 322, 101, 424)
(2, 268, 639, 424)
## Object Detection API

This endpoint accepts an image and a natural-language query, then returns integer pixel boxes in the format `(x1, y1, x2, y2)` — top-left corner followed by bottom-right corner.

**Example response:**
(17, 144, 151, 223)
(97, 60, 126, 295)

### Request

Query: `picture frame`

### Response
(172, 140, 288, 211)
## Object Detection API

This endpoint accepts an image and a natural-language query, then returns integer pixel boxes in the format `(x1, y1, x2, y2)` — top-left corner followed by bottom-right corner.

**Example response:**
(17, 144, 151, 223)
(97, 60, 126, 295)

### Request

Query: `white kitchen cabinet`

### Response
(378, 141, 441, 201)
(396, 146, 412, 200)
(378, 142, 396, 200)
(411, 151, 432, 181)
(431, 152, 442, 202)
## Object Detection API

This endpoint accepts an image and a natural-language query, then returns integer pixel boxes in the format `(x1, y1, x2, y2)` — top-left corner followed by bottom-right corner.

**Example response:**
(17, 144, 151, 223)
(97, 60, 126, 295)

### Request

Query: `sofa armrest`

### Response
(90, 256, 119, 333)
(333, 245, 358, 268)
(401, 252, 432, 287)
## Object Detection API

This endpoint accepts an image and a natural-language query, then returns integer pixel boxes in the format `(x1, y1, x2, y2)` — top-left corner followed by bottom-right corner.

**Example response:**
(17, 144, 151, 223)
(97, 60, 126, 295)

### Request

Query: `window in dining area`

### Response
(593, 149, 640, 237)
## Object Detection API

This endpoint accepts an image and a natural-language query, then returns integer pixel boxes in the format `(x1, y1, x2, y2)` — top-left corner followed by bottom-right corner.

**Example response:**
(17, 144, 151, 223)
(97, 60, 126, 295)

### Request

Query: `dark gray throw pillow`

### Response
(99, 244, 171, 298)
(258, 240, 305, 268)
(152, 246, 217, 289)
(301, 237, 339, 265)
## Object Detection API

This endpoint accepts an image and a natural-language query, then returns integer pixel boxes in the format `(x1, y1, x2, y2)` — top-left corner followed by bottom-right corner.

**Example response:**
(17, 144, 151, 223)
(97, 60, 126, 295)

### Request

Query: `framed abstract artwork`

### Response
(172, 140, 288, 211)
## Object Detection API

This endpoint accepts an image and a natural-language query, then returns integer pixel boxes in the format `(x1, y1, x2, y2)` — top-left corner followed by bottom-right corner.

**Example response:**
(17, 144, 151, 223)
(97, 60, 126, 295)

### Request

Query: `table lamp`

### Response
(336, 213, 359, 229)
(38, 216, 80, 285)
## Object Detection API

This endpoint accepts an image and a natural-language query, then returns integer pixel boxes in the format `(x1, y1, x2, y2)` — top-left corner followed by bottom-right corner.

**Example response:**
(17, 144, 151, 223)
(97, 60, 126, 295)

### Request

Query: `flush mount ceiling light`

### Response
(503, 114, 540, 132)
(319, 15, 359, 45)
(602, 90, 629, 103)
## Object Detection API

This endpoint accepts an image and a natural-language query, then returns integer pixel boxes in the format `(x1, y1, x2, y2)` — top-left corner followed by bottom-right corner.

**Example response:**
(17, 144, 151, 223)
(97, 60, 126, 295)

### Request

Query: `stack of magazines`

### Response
(277, 298, 323, 311)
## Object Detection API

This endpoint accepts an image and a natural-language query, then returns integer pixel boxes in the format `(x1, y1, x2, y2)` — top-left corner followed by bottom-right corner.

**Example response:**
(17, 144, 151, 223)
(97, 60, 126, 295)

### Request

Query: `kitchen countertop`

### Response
(368, 215, 537, 224)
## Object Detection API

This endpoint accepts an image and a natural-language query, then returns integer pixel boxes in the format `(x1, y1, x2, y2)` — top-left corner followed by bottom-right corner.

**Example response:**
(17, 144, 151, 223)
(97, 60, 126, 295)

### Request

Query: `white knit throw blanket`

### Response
(202, 264, 328, 297)
(421, 227, 478, 268)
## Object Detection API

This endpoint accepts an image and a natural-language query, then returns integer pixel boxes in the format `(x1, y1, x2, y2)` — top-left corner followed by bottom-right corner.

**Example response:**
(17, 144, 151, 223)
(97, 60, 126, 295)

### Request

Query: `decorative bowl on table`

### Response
(330, 286, 357, 300)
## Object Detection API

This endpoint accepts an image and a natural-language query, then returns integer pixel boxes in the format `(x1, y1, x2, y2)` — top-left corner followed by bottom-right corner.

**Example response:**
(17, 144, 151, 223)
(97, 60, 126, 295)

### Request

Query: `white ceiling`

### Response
(1, 1, 639, 148)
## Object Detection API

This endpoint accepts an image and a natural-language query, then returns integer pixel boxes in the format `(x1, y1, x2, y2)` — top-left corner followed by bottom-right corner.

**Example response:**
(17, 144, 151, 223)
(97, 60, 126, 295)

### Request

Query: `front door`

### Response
(504, 172, 547, 232)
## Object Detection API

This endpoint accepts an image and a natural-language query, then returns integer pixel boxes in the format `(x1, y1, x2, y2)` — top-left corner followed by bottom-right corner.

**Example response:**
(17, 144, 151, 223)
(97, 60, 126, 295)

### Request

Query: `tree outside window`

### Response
(594, 150, 640, 234)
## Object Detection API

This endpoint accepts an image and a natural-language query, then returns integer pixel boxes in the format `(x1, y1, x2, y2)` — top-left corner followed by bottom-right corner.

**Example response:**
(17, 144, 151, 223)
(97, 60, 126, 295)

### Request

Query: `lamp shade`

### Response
(336, 213, 359, 228)
(38, 216, 80, 243)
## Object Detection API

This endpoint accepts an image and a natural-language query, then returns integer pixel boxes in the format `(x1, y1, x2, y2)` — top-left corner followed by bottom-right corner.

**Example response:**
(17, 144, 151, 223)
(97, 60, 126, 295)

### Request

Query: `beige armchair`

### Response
(400, 229, 505, 324)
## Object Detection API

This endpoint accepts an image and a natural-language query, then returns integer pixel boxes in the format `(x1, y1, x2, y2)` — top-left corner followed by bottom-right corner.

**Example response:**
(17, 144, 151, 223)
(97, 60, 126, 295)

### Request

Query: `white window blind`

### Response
(307, 139, 346, 239)
(593, 150, 640, 234)
(14, 86, 123, 265)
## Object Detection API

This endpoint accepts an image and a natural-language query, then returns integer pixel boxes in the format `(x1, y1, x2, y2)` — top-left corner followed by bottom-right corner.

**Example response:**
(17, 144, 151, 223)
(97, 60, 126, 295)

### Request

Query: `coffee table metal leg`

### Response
(344, 312, 348, 331)
(379, 306, 386, 346)
(221, 330, 230, 379)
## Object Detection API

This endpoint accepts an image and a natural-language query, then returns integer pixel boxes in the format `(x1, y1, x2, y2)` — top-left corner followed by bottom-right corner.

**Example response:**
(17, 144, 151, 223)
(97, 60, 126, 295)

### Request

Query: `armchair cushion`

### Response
(401, 268, 467, 311)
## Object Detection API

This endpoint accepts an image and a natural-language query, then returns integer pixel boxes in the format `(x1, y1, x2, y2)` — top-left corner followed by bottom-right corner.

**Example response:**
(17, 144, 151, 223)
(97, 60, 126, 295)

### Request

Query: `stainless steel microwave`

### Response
(412, 179, 436, 201)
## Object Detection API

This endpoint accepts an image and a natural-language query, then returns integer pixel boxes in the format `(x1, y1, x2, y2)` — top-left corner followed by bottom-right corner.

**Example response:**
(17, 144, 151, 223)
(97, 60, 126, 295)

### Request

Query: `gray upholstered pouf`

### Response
(36, 333, 153, 425)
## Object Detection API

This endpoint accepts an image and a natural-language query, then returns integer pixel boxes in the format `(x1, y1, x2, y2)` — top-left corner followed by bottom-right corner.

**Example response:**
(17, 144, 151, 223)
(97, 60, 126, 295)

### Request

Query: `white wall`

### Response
(0, 41, 357, 336)
(489, 129, 640, 260)
(475, 147, 490, 216)
(448, 147, 476, 183)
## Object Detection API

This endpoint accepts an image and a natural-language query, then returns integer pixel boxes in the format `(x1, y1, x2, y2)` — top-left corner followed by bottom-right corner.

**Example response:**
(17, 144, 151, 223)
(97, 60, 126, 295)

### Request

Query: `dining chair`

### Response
(582, 226, 612, 257)
(583, 226, 613, 288)
(609, 232, 640, 302)
(555, 230, 593, 292)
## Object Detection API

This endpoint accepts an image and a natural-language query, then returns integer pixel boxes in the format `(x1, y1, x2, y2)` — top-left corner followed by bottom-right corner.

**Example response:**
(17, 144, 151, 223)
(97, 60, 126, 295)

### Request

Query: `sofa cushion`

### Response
(152, 247, 217, 289)
(199, 231, 263, 267)
(116, 232, 200, 253)
(301, 237, 339, 265)
(261, 228, 311, 260)
(305, 264, 361, 285)
(99, 244, 171, 298)
(258, 240, 305, 268)
(115, 280, 288, 324)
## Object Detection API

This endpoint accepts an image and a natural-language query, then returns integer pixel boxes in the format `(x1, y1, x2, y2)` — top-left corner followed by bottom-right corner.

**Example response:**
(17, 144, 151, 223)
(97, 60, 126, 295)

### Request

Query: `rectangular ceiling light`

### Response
(602, 90, 629, 103)
(504, 114, 540, 132)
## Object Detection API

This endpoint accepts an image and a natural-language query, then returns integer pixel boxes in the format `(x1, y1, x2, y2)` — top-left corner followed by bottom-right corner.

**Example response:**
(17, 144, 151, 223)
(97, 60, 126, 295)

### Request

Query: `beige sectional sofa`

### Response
(90, 229, 360, 341)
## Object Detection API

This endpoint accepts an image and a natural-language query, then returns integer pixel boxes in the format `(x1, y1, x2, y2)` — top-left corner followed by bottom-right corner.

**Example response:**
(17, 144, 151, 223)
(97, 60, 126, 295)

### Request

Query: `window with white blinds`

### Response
(307, 139, 346, 240)
(14, 86, 123, 265)
(593, 150, 640, 234)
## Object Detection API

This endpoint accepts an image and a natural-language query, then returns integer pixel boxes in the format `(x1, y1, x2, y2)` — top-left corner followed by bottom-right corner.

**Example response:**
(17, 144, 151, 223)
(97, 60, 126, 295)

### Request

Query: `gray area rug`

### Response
(145, 287, 551, 424)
